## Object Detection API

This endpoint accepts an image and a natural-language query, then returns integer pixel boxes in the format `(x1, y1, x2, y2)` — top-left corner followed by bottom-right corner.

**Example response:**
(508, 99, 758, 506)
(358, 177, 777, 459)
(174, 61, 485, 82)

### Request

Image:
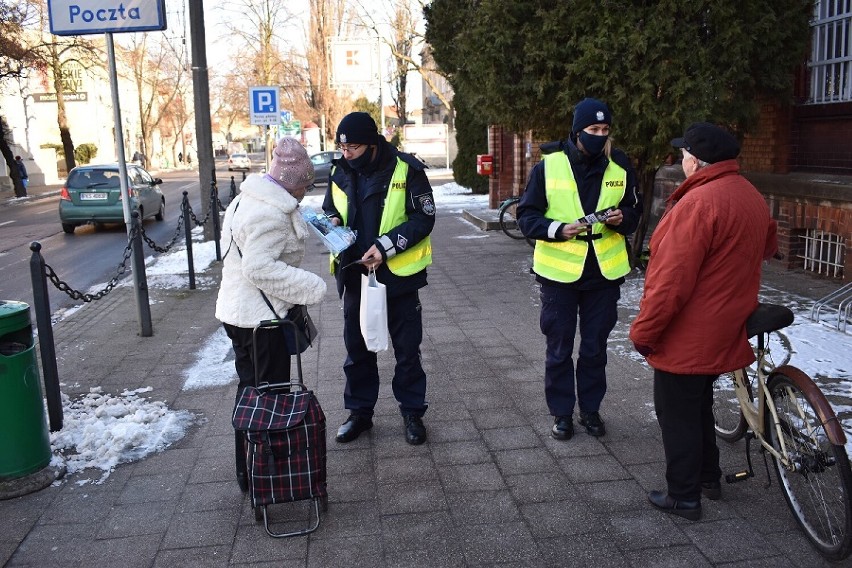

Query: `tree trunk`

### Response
(51, 56, 76, 174)
(0, 123, 26, 198)
(631, 159, 658, 266)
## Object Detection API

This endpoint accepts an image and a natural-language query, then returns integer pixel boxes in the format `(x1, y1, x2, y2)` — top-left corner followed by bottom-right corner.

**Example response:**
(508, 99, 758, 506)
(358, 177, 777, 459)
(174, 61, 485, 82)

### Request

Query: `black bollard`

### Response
(28, 242, 63, 431)
(182, 192, 196, 290)
(211, 181, 222, 261)
(129, 211, 153, 337)
(242, 170, 246, 182)
(229, 176, 237, 201)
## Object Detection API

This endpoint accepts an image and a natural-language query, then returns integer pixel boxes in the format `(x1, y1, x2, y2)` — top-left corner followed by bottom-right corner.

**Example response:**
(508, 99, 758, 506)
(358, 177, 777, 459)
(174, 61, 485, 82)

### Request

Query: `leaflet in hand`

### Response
(577, 207, 614, 225)
(300, 207, 356, 254)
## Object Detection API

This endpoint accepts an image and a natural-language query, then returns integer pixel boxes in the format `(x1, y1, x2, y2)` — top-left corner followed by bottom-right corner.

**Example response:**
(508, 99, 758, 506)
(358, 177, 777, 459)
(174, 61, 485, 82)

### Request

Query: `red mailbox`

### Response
(476, 154, 493, 176)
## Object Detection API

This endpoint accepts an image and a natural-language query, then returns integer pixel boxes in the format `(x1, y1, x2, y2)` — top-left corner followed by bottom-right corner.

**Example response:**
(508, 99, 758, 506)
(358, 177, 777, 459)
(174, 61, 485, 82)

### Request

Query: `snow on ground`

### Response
(48, 180, 852, 482)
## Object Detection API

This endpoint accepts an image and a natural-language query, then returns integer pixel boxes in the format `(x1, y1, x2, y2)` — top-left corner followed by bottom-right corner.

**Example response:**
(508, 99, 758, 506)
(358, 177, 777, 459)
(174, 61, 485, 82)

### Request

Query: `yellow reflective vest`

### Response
(330, 158, 432, 276)
(532, 152, 631, 283)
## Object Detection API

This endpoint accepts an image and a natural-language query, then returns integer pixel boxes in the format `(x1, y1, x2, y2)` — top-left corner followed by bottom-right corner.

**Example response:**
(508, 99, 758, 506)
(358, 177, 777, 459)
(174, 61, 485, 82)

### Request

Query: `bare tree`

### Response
(304, 0, 356, 146)
(116, 32, 189, 166)
(0, 1, 41, 196)
(355, 0, 453, 130)
(18, 0, 101, 174)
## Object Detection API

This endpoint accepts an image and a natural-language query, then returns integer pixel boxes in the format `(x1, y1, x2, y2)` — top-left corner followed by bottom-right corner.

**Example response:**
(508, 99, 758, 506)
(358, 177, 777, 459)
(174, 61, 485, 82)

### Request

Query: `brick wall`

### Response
(740, 101, 792, 174)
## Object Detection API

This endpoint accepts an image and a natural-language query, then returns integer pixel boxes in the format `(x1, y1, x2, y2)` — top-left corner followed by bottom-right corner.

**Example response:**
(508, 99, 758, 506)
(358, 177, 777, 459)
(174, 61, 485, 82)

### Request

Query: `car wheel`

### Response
(62, 223, 75, 234)
(155, 200, 165, 221)
(228, 167, 233, 171)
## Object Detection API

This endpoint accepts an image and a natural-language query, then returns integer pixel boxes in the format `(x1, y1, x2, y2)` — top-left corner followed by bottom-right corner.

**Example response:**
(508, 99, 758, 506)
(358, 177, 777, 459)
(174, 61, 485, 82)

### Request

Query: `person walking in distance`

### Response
(630, 123, 777, 521)
(215, 137, 327, 491)
(517, 98, 641, 441)
(14, 155, 28, 196)
(322, 112, 436, 445)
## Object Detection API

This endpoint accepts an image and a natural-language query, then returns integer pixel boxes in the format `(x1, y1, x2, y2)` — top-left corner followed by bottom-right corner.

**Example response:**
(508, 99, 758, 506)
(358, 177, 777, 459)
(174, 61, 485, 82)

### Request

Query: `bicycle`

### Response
(497, 196, 534, 247)
(712, 303, 852, 561)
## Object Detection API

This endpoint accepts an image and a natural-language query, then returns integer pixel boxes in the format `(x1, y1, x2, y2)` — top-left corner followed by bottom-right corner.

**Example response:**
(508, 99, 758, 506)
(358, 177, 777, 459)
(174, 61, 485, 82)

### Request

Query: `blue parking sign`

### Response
(249, 86, 279, 126)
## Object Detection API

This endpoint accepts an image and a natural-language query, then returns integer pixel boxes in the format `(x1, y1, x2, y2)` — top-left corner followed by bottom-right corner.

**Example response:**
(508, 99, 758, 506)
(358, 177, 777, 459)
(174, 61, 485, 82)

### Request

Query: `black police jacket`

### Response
(322, 139, 436, 299)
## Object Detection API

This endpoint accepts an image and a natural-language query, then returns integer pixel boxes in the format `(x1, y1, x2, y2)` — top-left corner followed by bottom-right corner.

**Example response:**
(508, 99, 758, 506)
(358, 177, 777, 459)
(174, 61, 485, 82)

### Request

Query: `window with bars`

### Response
(809, 0, 852, 104)
(798, 229, 846, 278)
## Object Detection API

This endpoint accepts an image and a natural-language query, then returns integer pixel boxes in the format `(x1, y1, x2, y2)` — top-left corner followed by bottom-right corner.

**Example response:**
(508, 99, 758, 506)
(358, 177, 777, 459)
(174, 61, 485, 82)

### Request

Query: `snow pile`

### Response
(50, 387, 195, 484)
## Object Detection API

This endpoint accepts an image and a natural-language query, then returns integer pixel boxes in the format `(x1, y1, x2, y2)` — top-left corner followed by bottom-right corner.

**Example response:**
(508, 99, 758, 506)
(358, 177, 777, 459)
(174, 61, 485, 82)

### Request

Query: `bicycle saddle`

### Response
(745, 303, 795, 338)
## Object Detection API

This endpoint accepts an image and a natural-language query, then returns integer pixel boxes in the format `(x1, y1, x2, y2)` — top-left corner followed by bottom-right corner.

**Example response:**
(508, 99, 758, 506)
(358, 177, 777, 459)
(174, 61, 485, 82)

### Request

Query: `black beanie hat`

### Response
(572, 98, 612, 134)
(336, 112, 378, 146)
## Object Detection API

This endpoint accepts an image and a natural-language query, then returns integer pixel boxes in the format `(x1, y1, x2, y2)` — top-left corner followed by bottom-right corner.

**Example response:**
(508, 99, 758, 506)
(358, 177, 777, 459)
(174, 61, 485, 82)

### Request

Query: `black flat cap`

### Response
(672, 122, 740, 163)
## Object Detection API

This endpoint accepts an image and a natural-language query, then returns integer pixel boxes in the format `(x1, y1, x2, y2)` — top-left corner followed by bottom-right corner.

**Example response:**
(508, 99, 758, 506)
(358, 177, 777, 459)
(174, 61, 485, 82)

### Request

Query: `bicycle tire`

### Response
(712, 369, 749, 442)
(766, 369, 852, 561)
(498, 198, 526, 240)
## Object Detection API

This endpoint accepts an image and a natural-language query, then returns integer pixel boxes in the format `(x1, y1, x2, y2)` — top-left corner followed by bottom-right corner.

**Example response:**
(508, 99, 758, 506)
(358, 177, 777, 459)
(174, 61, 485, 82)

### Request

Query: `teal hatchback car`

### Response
(59, 163, 166, 234)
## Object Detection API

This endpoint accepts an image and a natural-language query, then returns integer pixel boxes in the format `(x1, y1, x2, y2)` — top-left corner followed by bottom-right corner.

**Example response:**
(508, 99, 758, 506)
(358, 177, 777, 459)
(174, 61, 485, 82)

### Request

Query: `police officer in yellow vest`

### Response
(321, 112, 436, 446)
(517, 98, 642, 441)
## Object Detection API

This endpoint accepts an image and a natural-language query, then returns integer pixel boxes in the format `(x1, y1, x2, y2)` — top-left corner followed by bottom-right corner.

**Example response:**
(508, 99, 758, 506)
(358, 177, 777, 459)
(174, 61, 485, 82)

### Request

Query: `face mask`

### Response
(578, 131, 608, 156)
(346, 148, 373, 171)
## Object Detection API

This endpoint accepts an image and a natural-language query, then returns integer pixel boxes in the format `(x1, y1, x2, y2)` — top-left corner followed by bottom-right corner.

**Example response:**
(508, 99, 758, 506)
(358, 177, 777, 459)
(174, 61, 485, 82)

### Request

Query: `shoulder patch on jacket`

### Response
(419, 194, 435, 216)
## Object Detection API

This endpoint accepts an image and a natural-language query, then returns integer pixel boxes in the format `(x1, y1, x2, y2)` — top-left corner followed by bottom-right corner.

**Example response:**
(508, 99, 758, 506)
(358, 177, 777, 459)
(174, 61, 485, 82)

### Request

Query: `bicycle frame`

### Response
(732, 334, 847, 472)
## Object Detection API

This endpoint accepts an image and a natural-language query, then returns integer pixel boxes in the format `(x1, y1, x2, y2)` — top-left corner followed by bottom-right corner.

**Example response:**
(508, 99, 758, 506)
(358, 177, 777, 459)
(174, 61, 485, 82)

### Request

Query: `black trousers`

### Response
(224, 323, 292, 476)
(653, 369, 722, 501)
(223, 323, 291, 390)
(341, 273, 428, 418)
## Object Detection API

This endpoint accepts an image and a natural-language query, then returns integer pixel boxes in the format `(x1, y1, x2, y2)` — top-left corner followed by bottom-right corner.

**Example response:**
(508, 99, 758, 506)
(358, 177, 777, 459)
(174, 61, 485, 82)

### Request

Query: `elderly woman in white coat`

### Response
(215, 137, 327, 491)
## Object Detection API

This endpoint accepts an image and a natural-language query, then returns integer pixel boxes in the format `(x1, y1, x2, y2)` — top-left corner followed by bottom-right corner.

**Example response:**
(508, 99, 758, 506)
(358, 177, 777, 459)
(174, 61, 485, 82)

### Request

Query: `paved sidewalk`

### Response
(0, 196, 845, 567)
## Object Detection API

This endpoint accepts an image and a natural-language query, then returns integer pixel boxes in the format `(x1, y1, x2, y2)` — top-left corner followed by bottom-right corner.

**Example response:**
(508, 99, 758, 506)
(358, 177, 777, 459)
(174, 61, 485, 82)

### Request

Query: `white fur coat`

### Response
(215, 174, 327, 328)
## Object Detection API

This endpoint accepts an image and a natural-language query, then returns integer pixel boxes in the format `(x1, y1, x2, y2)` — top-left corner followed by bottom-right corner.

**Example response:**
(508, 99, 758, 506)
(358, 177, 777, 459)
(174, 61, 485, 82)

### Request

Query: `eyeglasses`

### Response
(337, 144, 363, 153)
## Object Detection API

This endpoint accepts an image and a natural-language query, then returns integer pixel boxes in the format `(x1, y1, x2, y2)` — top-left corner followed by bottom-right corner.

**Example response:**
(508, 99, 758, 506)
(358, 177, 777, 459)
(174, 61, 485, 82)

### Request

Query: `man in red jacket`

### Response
(630, 122, 777, 521)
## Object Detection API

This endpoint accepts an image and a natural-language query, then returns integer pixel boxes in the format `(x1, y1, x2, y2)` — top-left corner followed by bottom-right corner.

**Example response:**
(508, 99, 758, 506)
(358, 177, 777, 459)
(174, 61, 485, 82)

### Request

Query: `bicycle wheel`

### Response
(766, 370, 852, 560)
(498, 198, 526, 240)
(713, 369, 748, 442)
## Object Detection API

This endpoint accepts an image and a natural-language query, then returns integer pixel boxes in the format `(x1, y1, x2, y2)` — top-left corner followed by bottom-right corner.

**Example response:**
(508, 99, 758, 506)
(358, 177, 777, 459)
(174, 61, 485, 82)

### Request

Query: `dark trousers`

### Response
(223, 323, 291, 389)
(653, 369, 722, 501)
(540, 284, 619, 417)
(341, 280, 428, 418)
(223, 323, 291, 476)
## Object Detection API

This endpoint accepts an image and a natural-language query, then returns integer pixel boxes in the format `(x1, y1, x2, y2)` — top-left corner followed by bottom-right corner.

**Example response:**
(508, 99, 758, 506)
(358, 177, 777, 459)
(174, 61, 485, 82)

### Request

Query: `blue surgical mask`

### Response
(578, 131, 608, 156)
(346, 149, 373, 171)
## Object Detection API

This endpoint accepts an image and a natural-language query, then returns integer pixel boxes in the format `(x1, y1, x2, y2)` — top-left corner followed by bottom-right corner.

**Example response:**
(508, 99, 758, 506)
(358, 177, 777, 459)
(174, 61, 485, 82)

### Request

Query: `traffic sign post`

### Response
(46, 0, 162, 337)
(249, 86, 280, 172)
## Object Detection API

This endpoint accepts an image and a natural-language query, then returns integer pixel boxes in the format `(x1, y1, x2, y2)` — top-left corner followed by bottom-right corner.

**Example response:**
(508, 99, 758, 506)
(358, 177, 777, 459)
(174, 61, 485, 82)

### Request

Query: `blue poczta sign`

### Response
(48, 0, 167, 36)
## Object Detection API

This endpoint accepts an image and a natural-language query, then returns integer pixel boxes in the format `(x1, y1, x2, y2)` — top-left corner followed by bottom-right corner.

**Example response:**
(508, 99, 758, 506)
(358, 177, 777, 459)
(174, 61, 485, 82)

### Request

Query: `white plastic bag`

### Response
(360, 268, 389, 352)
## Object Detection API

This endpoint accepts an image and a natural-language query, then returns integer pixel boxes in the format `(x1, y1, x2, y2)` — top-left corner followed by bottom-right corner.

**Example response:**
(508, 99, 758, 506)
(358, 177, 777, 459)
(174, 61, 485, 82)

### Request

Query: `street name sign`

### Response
(249, 86, 280, 126)
(48, 0, 167, 36)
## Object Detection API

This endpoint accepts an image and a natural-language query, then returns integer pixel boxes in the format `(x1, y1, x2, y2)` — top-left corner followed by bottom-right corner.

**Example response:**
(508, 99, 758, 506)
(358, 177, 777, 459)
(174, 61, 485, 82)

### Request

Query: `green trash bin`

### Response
(0, 301, 51, 479)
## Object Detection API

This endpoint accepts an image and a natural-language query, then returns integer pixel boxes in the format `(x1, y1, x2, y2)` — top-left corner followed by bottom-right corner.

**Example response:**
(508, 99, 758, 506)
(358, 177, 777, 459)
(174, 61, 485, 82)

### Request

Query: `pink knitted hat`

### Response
(268, 137, 315, 190)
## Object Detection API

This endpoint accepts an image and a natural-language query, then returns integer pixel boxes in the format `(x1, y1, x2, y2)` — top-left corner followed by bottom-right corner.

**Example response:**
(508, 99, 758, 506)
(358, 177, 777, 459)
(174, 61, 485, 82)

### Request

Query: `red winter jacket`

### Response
(629, 160, 777, 374)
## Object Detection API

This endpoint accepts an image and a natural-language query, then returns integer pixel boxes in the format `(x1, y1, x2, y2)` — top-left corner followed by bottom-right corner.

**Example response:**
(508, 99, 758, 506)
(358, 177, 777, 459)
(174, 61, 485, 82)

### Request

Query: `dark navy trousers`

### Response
(341, 278, 428, 418)
(539, 283, 619, 417)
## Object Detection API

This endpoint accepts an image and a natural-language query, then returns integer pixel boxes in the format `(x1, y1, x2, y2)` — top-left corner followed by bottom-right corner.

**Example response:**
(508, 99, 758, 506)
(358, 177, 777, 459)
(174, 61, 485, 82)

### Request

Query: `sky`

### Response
(46, 174, 852, 485)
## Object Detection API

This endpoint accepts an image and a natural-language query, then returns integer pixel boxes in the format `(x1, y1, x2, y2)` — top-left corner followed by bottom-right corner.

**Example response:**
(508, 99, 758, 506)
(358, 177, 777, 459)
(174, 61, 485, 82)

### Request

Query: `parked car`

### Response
(310, 151, 342, 188)
(228, 153, 252, 171)
(59, 163, 165, 234)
